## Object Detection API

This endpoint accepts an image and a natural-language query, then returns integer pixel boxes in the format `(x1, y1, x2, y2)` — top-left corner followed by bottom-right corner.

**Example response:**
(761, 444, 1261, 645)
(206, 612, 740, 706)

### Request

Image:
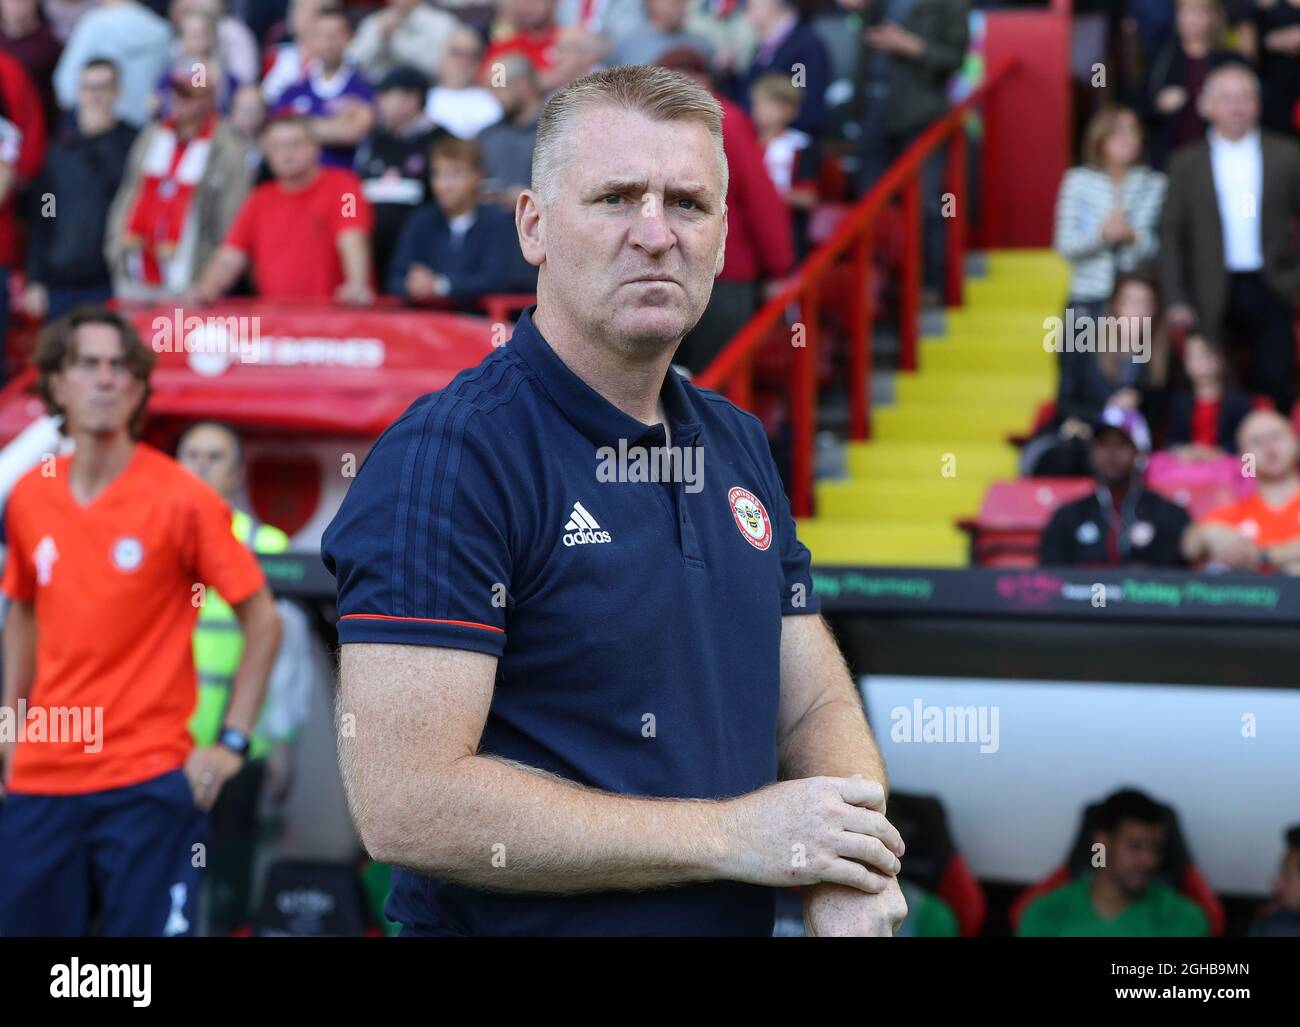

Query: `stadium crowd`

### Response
(0, 0, 977, 384)
(1033, 3, 1300, 573)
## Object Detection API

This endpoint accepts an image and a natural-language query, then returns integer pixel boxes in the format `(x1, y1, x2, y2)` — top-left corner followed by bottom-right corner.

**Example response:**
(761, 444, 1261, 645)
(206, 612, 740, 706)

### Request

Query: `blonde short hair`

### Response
(531, 64, 728, 205)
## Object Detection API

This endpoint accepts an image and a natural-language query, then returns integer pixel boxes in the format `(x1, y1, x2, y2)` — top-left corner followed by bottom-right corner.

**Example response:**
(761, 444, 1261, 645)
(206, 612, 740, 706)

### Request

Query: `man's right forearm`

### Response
(354, 748, 731, 894)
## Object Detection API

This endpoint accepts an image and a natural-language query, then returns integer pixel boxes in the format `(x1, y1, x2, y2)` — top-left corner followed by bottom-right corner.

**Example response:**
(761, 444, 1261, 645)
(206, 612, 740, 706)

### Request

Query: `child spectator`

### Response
(386, 135, 536, 307)
(750, 71, 819, 261)
(1164, 333, 1256, 459)
(275, 5, 374, 169)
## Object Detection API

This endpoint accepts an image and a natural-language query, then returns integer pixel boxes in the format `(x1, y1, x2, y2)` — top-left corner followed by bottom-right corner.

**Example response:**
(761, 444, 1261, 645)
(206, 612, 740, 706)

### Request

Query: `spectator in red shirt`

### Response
(187, 114, 375, 305)
(0, 45, 46, 383)
(1164, 332, 1257, 459)
(483, 0, 564, 92)
(656, 46, 794, 374)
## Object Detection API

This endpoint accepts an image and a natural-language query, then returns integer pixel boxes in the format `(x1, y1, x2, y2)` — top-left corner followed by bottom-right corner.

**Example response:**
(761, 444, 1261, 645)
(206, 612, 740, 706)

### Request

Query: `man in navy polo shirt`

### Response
(322, 64, 907, 937)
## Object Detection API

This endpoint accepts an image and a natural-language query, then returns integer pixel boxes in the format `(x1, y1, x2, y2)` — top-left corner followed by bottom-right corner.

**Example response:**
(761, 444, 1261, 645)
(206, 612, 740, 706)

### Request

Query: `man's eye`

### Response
(602, 194, 623, 204)
(677, 198, 698, 210)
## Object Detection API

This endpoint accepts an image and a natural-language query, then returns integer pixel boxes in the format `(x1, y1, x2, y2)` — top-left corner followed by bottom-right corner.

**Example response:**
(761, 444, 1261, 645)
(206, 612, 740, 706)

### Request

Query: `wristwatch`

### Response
(217, 726, 251, 757)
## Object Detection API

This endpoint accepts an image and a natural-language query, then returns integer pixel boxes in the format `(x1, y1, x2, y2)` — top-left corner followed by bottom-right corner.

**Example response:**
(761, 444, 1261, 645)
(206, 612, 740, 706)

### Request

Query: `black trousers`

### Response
(1223, 272, 1297, 416)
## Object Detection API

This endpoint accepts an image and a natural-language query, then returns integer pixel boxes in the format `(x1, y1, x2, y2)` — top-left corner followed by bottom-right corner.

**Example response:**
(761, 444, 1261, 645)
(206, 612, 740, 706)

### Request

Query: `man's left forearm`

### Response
(777, 615, 887, 798)
(224, 587, 282, 735)
(337, 229, 372, 291)
(777, 615, 907, 934)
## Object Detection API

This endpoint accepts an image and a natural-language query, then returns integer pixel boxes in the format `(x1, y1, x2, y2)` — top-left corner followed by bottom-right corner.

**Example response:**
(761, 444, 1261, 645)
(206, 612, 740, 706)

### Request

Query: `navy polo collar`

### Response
(508, 305, 702, 450)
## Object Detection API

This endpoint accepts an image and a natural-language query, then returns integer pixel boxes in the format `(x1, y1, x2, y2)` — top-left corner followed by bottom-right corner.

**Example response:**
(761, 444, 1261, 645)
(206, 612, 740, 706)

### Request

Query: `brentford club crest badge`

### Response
(728, 486, 772, 550)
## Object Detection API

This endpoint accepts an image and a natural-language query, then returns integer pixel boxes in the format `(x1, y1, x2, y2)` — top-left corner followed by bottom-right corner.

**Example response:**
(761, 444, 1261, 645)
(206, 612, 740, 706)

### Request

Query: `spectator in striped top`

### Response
(1053, 105, 1168, 329)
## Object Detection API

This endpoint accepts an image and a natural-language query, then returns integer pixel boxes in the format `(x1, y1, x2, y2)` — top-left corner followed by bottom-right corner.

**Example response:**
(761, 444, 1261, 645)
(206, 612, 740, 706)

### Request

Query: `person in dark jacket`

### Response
(1039, 405, 1191, 568)
(843, 0, 968, 293)
(1138, 0, 1237, 170)
(354, 65, 447, 290)
(22, 58, 136, 324)
(1028, 271, 1172, 476)
(1164, 332, 1257, 457)
(735, 0, 830, 136)
(386, 135, 536, 307)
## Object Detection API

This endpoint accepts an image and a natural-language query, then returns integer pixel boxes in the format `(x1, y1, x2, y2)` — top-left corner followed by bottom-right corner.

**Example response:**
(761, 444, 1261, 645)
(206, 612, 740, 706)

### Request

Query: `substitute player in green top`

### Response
(1018, 789, 1209, 936)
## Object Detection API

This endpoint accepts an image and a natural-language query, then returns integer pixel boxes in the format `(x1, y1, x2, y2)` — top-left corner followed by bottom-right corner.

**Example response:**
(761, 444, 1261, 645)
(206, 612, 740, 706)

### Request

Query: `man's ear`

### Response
(516, 189, 545, 268)
(48, 372, 66, 412)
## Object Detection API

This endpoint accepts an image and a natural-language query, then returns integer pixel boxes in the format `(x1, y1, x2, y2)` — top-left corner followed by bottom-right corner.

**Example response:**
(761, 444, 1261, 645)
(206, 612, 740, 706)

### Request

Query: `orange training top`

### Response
(2, 444, 266, 795)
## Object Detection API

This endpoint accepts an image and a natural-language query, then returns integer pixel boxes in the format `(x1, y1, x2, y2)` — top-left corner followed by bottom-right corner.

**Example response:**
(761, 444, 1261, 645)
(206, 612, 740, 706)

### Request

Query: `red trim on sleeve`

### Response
(339, 613, 505, 633)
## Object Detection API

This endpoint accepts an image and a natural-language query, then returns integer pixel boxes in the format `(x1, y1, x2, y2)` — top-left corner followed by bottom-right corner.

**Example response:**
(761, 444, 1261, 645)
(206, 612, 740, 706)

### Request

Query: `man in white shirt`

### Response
(1161, 62, 1300, 416)
(425, 25, 502, 139)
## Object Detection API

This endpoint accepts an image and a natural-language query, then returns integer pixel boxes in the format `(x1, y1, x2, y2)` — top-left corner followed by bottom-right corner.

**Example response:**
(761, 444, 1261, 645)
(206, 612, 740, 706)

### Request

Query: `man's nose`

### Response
(628, 200, 676, 253)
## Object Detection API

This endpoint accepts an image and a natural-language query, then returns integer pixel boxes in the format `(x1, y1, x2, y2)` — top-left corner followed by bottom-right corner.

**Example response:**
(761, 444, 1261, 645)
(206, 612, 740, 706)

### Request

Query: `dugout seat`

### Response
(958, 477, 1093, 566)
(1008, 795, 1225, 936)
(888, 791, 987, 937)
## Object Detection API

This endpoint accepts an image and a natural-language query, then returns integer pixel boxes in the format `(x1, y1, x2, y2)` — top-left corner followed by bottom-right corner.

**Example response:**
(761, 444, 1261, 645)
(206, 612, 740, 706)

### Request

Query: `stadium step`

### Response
(796, 519, 969, 567)
(846, 440, 1021, 480)
(803, 249, 1066, 568)
(815, 478, 989, 522)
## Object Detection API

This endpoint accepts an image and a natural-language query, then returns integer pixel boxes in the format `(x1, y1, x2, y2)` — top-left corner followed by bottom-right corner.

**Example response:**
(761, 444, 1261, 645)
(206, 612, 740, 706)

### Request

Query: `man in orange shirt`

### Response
(0, 308, 282, 936)
(1182, 409, 1300, 572)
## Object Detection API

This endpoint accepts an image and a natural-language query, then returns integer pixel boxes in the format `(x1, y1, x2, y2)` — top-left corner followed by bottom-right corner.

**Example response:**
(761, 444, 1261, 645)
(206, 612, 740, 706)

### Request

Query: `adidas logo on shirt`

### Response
(562, 501, 612, 546)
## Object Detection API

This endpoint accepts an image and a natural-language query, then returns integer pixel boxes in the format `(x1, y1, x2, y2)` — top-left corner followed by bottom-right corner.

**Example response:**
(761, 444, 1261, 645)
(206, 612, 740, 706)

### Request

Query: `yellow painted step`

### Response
(923, 345, 1055, 374)
(965, 282, 1067, 311)
(797, 521, 967, 567)
(873, 405, 1029, 441)
(846, 440, 1019, 479)
(940, 310, 1056, 335)
(895, 375, 1050, 406)
(816, 478, 987, 521)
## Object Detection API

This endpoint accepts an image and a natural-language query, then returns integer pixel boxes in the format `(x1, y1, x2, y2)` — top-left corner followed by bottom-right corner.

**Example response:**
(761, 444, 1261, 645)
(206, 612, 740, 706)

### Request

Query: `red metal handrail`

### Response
(696, 57, 1018, 518)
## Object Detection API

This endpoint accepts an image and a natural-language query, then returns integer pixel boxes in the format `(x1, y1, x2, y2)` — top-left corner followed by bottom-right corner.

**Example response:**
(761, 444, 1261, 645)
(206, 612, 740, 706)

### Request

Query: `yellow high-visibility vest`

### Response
(188, 509, 289, 756)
